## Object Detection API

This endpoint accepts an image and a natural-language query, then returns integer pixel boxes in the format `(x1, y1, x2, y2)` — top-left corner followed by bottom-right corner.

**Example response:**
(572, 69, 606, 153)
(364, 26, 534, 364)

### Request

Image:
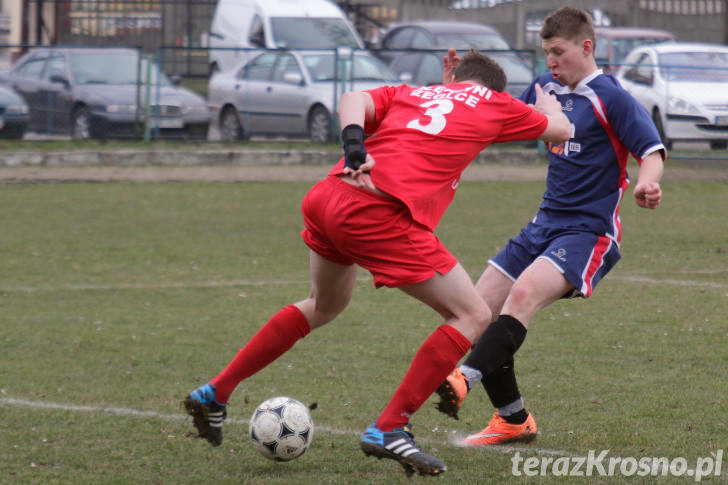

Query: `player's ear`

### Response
(582, 38, 593, 57)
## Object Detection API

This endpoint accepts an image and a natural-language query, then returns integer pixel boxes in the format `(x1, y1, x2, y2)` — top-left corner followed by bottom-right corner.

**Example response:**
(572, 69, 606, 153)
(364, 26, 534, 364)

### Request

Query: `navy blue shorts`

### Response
(488, 222, 621, 298)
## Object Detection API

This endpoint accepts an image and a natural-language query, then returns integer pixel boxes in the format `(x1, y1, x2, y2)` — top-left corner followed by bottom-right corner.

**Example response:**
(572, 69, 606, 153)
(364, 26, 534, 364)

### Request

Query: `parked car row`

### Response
(1, 47, 210, 140)
(4, 20, 728, 149)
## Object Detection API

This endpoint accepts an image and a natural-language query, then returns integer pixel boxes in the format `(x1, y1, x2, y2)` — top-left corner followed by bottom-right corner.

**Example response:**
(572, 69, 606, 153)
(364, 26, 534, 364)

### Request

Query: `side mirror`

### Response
(283, 72, 303, 86)
(170, 74, 182, 85)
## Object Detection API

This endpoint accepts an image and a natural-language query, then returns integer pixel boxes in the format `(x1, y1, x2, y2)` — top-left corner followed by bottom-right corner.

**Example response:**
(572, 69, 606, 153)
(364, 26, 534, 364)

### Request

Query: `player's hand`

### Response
(533, 83, 562, 115)
(633, 181, 662, 209)
(342, 154, 376, 191)
(442, 48, 460, 84)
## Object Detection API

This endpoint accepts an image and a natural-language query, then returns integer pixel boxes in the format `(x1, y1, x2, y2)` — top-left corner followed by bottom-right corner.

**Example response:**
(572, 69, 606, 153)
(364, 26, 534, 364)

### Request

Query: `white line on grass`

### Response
(610, 275, 727, 289)
(0, 396, 572, 457)
(1, 274, 726, 294)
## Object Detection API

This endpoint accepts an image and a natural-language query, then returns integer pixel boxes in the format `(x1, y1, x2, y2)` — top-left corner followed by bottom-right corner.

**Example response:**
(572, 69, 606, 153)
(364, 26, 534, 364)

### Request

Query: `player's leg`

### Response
(380, 261, 491, 425)
(361, 262, 490, 476)
(460, 258, 572, 445)
(435, 264, 514, 418)
(185, 251, 357, 445)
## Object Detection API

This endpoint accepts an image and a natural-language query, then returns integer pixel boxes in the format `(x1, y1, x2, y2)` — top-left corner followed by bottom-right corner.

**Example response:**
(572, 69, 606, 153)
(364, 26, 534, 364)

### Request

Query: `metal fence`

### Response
(3, 42, 728, 157)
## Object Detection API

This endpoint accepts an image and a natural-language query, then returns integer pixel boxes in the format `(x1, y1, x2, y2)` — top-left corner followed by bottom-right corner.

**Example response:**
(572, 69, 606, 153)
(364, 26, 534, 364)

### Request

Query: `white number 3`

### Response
(407, 99, 454, 135)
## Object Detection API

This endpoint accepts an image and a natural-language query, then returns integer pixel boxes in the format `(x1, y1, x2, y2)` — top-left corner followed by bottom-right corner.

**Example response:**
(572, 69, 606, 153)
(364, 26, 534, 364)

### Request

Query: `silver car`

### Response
(208, 49, 398, 142)
(617, 42, 728, 149)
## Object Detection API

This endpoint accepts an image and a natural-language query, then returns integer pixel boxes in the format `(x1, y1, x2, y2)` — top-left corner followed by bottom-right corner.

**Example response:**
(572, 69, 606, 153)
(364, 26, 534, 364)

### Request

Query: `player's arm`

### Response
(633, 151, 664, 209)
(532, 83, 571, 143)
(338, 91, 376, 188)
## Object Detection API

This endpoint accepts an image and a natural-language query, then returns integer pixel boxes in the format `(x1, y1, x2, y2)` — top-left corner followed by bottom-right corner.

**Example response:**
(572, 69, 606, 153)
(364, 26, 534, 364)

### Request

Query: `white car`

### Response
(617, 42, 728, 149)
(208, 49, 397, 142)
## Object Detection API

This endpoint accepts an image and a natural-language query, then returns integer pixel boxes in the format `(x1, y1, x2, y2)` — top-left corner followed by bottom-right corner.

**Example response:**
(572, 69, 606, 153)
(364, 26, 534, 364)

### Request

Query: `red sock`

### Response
(376, 325, 471, 431)
(210, 305, 310, 403)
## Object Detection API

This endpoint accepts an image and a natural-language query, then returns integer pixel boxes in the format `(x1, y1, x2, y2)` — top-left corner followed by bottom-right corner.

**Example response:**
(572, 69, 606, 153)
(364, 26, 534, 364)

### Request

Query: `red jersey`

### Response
(329, 83, 547, 231)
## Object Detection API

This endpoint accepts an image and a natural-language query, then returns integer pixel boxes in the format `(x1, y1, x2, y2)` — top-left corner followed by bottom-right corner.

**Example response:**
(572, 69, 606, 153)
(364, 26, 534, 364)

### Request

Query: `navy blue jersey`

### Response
(520, 70, 665, 244)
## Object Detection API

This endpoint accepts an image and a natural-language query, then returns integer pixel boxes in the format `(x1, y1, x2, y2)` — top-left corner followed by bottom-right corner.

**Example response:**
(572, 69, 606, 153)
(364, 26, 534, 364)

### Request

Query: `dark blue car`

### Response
(0, 84, 29, 139)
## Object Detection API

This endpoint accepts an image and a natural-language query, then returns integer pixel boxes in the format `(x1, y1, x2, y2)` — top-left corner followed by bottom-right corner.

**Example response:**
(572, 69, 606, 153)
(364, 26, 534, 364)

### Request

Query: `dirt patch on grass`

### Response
(0, 160, 725, 183)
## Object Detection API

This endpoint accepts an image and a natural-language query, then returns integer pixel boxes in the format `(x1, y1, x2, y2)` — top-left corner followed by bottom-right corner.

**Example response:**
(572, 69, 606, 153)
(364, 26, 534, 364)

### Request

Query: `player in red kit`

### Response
(183, 50, 571, 476)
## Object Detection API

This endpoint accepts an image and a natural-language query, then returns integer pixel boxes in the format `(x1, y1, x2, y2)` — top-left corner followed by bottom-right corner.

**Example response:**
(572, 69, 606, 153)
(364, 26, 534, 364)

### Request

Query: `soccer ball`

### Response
(249, 396, 314, 461)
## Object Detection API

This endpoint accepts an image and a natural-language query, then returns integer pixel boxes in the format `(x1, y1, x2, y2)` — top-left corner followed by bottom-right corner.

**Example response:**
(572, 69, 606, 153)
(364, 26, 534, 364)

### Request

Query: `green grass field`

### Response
(1, 174, 727, 483)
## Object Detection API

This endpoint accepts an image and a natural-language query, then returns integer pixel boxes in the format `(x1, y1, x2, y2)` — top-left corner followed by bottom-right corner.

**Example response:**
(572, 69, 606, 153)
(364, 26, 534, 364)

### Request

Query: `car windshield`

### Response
(70, 52, 171, 86)
(270, 18, 360, 49)
(490, 52, 533, 84)
(302, 53, 397, 82)
(659, 51, 728, 82)
(433, 32, 511, 50)
(610, 37, 672, 64)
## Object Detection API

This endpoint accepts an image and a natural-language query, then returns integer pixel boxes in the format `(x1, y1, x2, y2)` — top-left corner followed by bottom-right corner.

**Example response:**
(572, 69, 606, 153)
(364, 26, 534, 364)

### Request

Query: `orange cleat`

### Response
(435, 368, 468, 420)
(460, 412, 538, 446)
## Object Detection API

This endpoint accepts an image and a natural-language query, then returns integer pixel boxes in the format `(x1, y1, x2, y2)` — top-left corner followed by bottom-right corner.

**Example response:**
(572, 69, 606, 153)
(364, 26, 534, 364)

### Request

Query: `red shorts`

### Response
(301, 176, 457, 288)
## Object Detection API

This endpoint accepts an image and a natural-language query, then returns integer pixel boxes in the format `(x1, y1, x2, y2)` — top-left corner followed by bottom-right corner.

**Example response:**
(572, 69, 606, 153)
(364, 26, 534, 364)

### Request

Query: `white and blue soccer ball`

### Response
(249, 396, 314, 461)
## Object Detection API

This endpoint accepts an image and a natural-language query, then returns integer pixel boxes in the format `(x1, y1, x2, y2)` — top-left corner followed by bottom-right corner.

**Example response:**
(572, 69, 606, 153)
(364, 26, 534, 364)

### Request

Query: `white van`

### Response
(208, 0, 364, 73)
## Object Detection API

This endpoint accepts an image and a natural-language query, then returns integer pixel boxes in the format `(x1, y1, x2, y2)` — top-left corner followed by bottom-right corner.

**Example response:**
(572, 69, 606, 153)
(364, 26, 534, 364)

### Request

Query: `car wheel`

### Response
(0, 126, 25, 139)
(710, 140, 727, 150)
(308, 106, 331, 143)
(220, 106, 244, 141)
(652, 108, 671, 150)
(72, 106, 92, 140)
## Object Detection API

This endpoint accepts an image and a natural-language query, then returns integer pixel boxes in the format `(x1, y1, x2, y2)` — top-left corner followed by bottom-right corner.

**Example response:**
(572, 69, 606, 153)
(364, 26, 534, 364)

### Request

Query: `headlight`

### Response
(667, 96, 702, 117)
(6, 104, 29, 114)
(183, 105, 210, 115)
(106, 104, 138, 113)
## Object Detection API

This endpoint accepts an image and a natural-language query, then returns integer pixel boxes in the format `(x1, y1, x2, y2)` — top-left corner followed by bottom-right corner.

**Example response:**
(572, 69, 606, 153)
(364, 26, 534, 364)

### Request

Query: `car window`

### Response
(270, 18, 360, 49)
(301, 53, 395, 82)
(389, 53, 421, 81)
(415, 53, 442, 85)
(15, 56, 47, 79)
(382, 28, 414, 49)
(248, 15, 264, 47)
(433, 32, 510, 50)
(410, 29, 433, 49)
(659, 51, 728, 82)
(612, 37, 671, 65)
(68, 52, 171, 86)
(595, 36, 609, 61)
(490, 52, 533, 84)
(243, 53, 277, 81)
(633, 53, 654, 84)
(350, 54, 397, 81)
(43, 55, 67, 82)
(272, 53, 301, 82)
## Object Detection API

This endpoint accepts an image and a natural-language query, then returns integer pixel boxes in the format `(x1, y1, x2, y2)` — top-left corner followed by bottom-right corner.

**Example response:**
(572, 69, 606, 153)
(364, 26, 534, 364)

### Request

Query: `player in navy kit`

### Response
(435, 6, 666, 445)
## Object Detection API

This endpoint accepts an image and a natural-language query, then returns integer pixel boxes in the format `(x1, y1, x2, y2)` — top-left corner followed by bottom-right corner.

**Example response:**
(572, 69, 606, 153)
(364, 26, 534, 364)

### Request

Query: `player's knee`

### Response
(505, 283, 534, 313)
(312, 300, 348, 326)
